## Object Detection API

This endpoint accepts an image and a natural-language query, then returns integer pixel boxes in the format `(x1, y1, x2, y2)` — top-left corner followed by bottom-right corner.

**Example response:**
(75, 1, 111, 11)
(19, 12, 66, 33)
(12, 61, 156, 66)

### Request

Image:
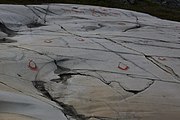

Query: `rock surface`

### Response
(0, 4, 180, 120)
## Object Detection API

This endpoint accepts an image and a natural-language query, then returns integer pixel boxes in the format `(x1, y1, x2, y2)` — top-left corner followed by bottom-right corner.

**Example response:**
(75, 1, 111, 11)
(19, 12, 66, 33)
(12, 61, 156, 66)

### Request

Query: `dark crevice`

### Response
(0, 81, 23, 93)
(111, 35, 180, 45)
(52, 67, 154, 95)
(32, 69, 151, 119)
(73, 68, 180, 84)
(0, 22, 17, 37)
(32, 5, 50, 24)
(25, 6, 47, 28)
(21, 43, 142, 56)
(24, 5, 43, 20)
(70, 16, 91, 20)
(145, 55, 180, 81)
(44, 5, 49, 24)
(88, 116, 118, 120)
(32, 80, 116, 120)
(109, 80, 155, 94)
(0, 38, 17, 43)
(27, 22, 46, 28)
(31, 59, 172, 120)
(82, 23, 105, 31)
(123, 15, 141, 32)
(43, 26, 178, 83)
(125, 41, 180, 50)
(34, 6, 57, 15)
(124, 90, 141, 94)
(8, 45, 55, 60)
(32, 80, 86, 120)
(52, 71, 110, 85)
(51, 74, 72, 83)
(123, 24, 141, 32)
(54, 60, 71, 75)
(90, 38, 160, 81)
(102, 70, 154, 94)
(17, 74, 22, 77)
(59, 25, 82, 37)
(32, 81, 51, 99)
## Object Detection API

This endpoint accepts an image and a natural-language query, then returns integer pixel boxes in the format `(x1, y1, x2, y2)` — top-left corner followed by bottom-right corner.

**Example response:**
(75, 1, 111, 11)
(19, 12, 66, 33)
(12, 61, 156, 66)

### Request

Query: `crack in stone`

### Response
(32, 80, 118, 120)
(145, 55, 180, 81)
(123, 15, 141, 32)
(0, 81, 23, 93)
(0, 38, 17, 43)
(122, 41, 180, 50)
(24, 5, 43, 21)
(34, 24, 178, 84)
(34, 5, 57, 15)
(52, 67, 154, 95)
(43, 5, 49, 24)
(21, 43, 142, 56)
(72, 69, 180, 85)
(34, 61, 152, 119)
(27, 21, 46, 28)
(110, 35, 180, 45)
(7, 45, 55, 60)
(1, 5, 180, 120)
(90, 38, 161, 81)
(109, 80, 155, 94)
(32, 80, 85, 120)
(0, 22, 17, 37)
(123, 24, 141, 32)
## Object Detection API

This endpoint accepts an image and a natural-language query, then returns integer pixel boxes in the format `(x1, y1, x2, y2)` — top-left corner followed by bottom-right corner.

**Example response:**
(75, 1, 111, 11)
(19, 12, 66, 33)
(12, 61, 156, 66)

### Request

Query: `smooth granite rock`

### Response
(0, 4, 180, 120)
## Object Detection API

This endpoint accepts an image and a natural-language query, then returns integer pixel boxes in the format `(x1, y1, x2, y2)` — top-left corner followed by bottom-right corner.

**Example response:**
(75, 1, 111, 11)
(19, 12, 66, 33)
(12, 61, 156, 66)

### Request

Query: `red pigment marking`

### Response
(28, 60, 38, 71)
(158, 57, 166, 61)
(118, 62, 129, 71)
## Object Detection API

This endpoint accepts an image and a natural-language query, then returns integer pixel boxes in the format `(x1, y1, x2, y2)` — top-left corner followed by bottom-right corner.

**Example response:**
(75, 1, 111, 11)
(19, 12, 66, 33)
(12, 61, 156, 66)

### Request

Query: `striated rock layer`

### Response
(0, 4, 180, 120)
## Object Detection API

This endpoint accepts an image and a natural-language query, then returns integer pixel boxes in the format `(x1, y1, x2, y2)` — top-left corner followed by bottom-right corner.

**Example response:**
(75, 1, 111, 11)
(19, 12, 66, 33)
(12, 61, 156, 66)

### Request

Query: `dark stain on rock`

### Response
(51, 74, 72, 83)
(27, 22, 46, 28)
(0, 22, 17, 37)
(0, 38, 17, 43)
